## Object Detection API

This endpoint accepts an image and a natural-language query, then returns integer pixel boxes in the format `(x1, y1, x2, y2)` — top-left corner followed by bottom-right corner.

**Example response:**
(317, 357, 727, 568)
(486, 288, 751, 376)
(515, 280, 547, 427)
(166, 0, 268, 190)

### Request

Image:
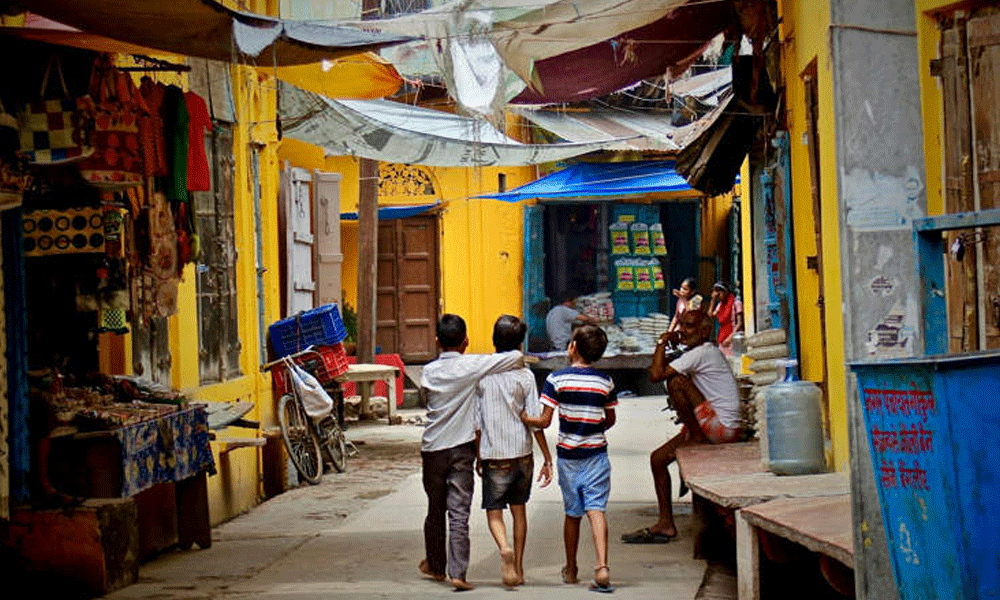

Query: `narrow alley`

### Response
(103, 397, 715, 600)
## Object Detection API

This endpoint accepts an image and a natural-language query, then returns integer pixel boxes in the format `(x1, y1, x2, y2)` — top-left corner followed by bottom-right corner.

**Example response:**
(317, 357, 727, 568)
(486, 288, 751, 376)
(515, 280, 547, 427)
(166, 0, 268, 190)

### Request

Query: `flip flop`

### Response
(590, 566, 614, 593)
(620, 527, 676, 544)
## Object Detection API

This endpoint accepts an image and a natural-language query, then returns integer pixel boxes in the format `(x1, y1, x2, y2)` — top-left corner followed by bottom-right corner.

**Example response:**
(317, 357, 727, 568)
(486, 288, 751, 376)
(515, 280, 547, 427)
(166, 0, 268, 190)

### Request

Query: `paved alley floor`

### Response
(106, 396, 711, 600)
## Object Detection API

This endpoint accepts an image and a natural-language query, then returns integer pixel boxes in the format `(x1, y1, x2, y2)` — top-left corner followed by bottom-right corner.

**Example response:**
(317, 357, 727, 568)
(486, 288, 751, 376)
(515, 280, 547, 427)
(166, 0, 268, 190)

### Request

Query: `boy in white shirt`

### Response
(475, 315, 553, 587)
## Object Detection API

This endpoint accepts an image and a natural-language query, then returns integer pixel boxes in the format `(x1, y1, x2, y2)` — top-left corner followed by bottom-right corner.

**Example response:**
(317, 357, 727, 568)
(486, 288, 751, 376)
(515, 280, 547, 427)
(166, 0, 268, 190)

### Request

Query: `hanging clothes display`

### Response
(162, 85, 188, 200)
(184, 91, 211, 192)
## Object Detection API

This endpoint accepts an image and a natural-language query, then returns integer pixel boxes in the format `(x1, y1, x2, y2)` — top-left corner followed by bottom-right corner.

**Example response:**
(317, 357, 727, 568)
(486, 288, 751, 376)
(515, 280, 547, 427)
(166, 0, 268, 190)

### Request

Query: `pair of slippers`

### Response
(620, 527, 677, 544)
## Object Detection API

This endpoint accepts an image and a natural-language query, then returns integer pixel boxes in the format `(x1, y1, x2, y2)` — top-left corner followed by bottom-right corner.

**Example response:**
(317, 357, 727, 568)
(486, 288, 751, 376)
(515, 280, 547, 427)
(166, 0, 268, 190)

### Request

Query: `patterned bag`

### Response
(78, 58, 147, 188)
(0, 97, 29, 208)
(17, 54, 94, 165)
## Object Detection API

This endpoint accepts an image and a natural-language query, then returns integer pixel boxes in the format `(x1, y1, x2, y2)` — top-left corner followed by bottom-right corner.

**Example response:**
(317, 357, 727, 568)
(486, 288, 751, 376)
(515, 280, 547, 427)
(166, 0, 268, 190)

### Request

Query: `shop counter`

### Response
(528, 352, 661, 396)
(51, 406, 216, 557)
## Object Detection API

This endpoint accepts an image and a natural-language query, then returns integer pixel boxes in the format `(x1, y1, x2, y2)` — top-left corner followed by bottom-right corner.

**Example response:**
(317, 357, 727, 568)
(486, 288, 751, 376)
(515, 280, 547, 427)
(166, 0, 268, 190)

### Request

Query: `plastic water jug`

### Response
(764, 359, 825, 475)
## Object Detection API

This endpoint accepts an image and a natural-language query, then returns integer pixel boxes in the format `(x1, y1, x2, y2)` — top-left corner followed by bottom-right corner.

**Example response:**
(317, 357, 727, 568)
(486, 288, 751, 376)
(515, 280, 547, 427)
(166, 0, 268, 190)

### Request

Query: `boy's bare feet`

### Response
(500, 549, 518, 586)
(561, 564, 579, 584)
(418, 559, 445, 582)
(451, 578, 474, 591)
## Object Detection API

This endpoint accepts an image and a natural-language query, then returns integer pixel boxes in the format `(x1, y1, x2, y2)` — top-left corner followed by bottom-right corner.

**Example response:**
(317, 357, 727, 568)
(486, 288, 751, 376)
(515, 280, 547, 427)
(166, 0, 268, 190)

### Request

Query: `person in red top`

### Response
(708, 282, 743, 355)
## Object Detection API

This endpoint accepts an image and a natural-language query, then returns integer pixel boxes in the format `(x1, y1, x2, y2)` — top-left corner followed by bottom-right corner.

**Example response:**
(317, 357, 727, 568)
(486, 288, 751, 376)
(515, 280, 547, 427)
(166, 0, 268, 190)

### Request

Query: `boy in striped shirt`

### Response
(520, 324, 617, 592)
(475, 315, 553, 587)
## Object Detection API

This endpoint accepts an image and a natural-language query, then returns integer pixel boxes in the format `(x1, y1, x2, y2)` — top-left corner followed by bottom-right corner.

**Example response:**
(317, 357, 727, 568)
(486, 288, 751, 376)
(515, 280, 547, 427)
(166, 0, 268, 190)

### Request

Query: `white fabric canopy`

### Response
(279, 83, 623, 167)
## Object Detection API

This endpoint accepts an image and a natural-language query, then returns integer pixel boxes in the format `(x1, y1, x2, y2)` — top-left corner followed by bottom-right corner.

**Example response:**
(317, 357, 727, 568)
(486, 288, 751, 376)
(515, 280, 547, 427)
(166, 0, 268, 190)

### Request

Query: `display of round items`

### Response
(89, 233, 104, 248)
(38, 216, 53, 231)
(55, 235, 71, 250)
(72, 215, 88, 230)
(38, 235, 53, 250)
(55, 215, 70, 230)
(22, 219, 35, 233)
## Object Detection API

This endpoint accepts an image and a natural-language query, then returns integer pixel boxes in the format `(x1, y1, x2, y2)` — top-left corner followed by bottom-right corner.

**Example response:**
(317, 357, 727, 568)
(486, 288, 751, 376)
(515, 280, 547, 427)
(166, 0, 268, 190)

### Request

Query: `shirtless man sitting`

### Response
(622, 309, 743, 543)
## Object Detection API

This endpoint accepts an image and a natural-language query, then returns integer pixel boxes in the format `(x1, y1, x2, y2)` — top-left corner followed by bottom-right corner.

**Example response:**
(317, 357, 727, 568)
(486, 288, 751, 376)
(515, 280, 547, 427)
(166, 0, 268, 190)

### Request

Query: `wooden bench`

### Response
(737, 495, 853, 599)
(675, 442, 853, 599)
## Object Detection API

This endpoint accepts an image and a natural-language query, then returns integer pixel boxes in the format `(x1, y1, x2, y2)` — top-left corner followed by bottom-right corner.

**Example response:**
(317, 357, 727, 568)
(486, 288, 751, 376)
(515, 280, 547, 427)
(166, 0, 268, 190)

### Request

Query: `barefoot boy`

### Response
(475, 315, 553, 587)
(520, 324, 617, 592)
(420, 314, 524, 591)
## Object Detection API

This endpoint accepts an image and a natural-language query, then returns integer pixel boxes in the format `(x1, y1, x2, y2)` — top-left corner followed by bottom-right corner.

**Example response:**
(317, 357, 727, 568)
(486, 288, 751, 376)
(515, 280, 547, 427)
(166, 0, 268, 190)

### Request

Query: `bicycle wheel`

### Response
(321, 421, 348, 473)
(278, 394, 323, 484)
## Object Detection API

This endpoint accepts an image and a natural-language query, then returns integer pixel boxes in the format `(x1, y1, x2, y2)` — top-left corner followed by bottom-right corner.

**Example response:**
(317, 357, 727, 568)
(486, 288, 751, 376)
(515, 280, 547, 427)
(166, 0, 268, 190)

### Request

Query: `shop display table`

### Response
(336, 363, 399, 424)
(51, 406, 217, 557)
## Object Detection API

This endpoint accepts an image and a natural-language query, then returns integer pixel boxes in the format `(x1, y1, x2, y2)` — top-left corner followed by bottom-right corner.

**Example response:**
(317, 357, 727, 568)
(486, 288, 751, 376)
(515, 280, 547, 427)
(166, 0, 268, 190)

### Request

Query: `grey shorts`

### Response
(481, 455, 534, 510)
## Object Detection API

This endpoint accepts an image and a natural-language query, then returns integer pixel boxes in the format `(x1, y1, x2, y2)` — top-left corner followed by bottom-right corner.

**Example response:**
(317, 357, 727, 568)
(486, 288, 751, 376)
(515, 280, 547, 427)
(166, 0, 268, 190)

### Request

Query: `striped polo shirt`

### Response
(540, 366, 617, 459)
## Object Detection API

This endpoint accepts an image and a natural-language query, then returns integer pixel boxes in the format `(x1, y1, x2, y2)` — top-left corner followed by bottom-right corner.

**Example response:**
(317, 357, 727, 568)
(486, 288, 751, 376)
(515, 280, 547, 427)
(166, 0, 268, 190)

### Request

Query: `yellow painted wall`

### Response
(276, 137, 537, 354)
(916, 0, 955, 219)
(776, 0, 849, 471)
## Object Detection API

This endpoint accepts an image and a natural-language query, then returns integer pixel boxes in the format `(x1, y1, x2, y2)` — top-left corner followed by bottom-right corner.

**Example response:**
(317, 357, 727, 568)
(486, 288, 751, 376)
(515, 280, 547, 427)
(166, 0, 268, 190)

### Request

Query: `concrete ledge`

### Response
(2, 498, 138, 595)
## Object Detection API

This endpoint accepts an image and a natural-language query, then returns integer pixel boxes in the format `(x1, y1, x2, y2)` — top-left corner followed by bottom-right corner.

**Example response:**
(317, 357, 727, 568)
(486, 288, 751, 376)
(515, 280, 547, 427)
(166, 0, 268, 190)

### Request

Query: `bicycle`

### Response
(262, 346, 350, 484)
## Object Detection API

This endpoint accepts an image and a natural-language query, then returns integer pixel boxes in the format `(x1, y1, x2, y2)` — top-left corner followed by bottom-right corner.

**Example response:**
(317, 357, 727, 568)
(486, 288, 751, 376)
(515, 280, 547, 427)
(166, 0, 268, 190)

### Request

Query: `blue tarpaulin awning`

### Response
(340, 202, 439, 221)
(479, 161, 697, 202)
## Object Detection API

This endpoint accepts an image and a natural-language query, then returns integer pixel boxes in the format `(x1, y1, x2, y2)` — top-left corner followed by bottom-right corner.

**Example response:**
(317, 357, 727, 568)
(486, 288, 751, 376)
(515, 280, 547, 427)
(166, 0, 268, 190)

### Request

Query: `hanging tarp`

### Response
(507, 0, 738, 104)
(361, 0, 539, 119)
(270, 54, 403, 100)
(0, 13, 160, 55)
(278, 83, 623, 167)
(492, 0, 688, 89)
(341, 202, 440, 221)
(11, 0, 412, 65)
(479, 161, 694, 202)
(513, 107, 681, 152)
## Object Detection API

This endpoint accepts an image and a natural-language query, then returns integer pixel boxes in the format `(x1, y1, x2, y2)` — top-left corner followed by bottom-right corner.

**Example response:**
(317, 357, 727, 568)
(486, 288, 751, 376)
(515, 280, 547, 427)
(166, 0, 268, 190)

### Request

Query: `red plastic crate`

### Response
(269, 344, 349, 398)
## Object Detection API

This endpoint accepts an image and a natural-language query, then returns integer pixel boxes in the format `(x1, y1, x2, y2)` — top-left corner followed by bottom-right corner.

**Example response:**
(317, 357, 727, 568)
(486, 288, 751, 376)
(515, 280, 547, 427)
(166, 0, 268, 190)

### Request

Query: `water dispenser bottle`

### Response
(764, 359, 825, 475)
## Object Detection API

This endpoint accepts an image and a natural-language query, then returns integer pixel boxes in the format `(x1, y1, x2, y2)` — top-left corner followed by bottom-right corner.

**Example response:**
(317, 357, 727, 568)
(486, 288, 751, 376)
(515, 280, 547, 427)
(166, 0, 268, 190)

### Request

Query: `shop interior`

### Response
(3, 39, 217, 550)
(535, 200, 707, 353)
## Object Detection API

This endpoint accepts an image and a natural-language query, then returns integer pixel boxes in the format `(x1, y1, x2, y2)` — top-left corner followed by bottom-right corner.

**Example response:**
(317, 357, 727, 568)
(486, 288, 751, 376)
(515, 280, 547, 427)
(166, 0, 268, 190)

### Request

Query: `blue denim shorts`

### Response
(557, 452, 611, 517)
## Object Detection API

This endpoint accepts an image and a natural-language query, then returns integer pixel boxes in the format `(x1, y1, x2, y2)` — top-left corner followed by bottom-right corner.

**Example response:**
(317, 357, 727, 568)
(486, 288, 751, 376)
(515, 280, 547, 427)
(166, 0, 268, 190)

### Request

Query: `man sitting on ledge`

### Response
(622, 309, 743, 544)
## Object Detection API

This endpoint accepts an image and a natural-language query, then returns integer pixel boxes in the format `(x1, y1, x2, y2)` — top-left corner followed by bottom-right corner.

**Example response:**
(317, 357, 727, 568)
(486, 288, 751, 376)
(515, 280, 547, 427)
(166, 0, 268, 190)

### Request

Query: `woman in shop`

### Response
(708, 282, 743, 355)
(667, 278, 699, 334)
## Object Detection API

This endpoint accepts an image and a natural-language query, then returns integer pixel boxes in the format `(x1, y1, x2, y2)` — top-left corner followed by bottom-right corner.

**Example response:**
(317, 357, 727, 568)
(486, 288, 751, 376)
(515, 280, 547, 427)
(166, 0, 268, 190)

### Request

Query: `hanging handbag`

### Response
(17, 54, 94, 165)
(0, 96, 29, 208)
(284, 357, 334, 419)
(77, 57, 146, 188)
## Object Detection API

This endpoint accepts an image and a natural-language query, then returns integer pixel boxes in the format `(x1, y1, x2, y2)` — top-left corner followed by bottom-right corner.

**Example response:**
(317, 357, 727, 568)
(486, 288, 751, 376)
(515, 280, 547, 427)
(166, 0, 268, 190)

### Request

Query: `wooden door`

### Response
(938, 18, 979, 352)
(969, 13, 1000, 349)
(376, 215, 439, 362)
(523, 205, 548, 351)
(750, 132, 799, 358)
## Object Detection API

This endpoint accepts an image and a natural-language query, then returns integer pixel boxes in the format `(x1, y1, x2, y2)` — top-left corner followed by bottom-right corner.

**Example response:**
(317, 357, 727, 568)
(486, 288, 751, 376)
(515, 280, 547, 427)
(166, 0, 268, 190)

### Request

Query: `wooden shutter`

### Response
(196, 123, 241, 383)
(282, 166, 316, 316)
(313, 171, 343, 308)
(968, 13, 1000, 348)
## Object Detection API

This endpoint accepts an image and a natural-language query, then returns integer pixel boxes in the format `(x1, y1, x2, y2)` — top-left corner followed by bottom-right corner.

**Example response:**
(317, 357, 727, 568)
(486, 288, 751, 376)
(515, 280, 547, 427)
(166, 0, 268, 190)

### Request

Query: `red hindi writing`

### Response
(870, 424, 933, 454)
(863, 389, 936, 422)
(879, 459, 931, 491)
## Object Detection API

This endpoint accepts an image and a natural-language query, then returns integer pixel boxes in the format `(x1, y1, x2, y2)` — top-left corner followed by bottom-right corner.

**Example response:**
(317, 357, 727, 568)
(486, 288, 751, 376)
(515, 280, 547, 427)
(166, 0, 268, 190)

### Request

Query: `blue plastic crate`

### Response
(269, 304, 347, 358)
